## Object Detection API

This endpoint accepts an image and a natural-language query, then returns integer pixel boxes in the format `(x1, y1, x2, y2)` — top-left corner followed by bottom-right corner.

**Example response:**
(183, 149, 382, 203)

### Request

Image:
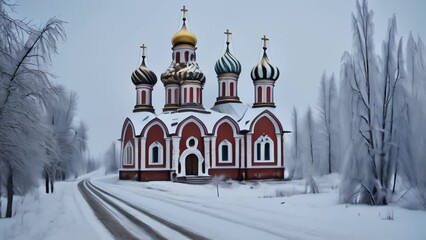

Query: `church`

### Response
(119, 6, 287, 182)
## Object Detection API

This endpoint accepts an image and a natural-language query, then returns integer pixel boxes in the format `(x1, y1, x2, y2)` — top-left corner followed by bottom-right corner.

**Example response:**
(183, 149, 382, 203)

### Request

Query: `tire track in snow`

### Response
(78, 180, 139, 240)
(80, 179, 171, 240)
(93, 180, 294, 239)
(88, 180, 209, 240)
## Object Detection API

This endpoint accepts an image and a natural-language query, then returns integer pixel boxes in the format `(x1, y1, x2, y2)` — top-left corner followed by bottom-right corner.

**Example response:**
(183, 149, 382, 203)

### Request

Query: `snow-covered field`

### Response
(1, 172, 425, 240)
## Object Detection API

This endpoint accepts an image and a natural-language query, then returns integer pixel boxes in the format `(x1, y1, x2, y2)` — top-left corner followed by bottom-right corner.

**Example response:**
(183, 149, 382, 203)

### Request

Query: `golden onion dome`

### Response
(171, 23, 197, 47)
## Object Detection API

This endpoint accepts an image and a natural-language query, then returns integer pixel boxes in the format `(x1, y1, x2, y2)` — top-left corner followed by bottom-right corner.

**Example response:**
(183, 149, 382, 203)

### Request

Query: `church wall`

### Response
(251, 116, 278, 167)
(139, 170, 170, 181)
(215, 122, 236, 167)
(145, 124, 167, 168)
(208, 168, 240, 180)
(179, 121, 205, 156)
(122, 123, 136, 169)
(245, 168, 284, 180)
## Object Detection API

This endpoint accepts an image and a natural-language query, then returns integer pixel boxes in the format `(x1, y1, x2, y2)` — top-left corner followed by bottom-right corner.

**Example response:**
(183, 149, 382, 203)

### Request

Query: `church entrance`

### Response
(185, 154, 198, 176)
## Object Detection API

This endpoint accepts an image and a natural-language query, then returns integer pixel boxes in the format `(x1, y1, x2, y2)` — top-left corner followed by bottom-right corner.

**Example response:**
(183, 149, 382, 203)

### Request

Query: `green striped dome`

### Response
(215, 49, 242, 76)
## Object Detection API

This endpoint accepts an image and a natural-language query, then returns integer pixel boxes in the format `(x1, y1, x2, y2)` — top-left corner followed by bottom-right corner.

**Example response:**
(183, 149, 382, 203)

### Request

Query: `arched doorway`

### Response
(185, 154, 198, 176)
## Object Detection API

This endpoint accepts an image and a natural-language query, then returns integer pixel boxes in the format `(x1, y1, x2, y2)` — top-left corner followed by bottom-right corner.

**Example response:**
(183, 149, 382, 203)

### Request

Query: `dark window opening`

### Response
(152, 146, 159, 163)
(189, 139, 195, 147)
(222, 145, 229, 161)
(256, 143, 261, 160)
(265, 142, 270, 160)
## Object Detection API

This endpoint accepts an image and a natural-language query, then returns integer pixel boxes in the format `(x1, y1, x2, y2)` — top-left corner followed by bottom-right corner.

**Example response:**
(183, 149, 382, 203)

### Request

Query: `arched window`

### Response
(141, 90, 146, 105)
(222, 82, 226, 97)
(149, 142, 163, 165)
(176, 52, 181, 63)
(266, 86, 271, 103)
(230, 82, 234, 97)
(123, 142, 134, 165)
(257, 86, 262, 102)
(184, 51, 189, 62)
(197, 88, 201, 104)
(265, 142, 270, 160)
(254, 135, 274, 162)
(189, 87, 194, 103)
(184, 88, 187, 103)
(174, 88, 178, 104)
(167, 88, 172, 104)
(218, 140, 232, 163)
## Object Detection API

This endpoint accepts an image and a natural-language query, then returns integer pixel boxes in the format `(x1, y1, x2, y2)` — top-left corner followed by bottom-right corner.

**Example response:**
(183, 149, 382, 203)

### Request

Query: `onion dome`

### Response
(215, 46, 242, 76)
(171, 23, 197, 47)
(251, 35, 280, 81)
(131, 45, 157, 85)
(161, 62, 186, 85)
(176, 62, 206, 84)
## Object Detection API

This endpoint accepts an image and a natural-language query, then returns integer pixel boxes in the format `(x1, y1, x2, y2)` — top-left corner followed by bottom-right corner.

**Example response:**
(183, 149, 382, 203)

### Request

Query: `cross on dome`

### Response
(224, 29, 232, 45)
(181, 5, 188, 22)
(140, 44, 147, 58)
(262, 35, 269, 50)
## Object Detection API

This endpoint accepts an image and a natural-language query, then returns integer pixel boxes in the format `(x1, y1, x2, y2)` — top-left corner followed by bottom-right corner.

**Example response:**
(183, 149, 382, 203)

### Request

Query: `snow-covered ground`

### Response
(0, 170, 112, 240)
(1, 173, 425, 240)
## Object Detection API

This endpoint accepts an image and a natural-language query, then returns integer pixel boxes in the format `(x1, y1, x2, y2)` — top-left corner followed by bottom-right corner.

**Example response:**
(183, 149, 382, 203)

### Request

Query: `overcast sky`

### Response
(13, 0, 426, 158)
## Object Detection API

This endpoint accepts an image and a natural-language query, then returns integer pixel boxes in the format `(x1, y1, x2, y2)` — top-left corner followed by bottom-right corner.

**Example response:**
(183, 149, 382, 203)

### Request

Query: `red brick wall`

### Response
(215, 122, 236, 167)
(180, 121, 204, 156)
(252, 116, 277, 167)
(145, 124, 167, 168)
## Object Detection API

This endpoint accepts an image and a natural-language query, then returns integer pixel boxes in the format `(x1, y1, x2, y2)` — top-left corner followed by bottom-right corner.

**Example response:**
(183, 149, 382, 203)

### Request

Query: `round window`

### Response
(188, 139, 195, 147)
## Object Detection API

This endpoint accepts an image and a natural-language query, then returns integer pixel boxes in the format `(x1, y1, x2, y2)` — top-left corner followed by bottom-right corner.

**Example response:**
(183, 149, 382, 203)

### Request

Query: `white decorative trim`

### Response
(135, 138, 140, 169)
(165, 138, 171, 169)
(214, 118, 239, 138)
(204, 137, 211, 170)
(246, 134, 252, 167)
(211, 136, 217, 168)
(148, 141, 164, 165)
(172, 136, 181, 171)
(177, 118, 206, 137)
(235, 137, 241, 168)
(240, 137, 245, 168)
(141, 121, 168, 138)
(123, 142, 134, 166)
(254, 135, 275, 163)
(186, 136, 199, 149)
(218, 140, 232, 163)
(141, 138, 146, 169)
(251, 112, 282, 134)
(178, 148, 207, 176)
(276, 133, 282, 167)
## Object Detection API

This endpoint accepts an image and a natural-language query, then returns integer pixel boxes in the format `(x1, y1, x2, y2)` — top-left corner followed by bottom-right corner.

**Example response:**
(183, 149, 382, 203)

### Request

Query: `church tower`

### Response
(131, 44, 157, 113)
(161, 6, 206, 112)
(251, 35, 280, 108)
(214, 29, 242, 105)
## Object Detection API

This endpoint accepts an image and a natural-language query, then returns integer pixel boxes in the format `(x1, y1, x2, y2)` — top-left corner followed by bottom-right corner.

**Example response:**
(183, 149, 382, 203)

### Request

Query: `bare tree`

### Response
(0, 1, 64, 217)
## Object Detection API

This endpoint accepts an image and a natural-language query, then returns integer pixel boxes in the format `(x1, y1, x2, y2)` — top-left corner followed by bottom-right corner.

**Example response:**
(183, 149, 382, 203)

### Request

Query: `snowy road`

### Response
(79, 179, 208, 240)
(90, 176, 346, 240)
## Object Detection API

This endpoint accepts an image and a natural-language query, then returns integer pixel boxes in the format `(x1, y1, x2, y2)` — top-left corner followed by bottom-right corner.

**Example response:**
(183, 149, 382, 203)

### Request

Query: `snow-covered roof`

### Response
(125, 103, 280, 136)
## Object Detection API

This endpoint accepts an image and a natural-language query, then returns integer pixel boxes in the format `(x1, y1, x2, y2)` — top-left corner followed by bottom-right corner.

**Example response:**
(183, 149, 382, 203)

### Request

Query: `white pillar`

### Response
(172, 137, 181, 172)
(211, 136, 217, 168)
(246, 134, 252, 168)
(140, 138, 145, 169)
(166, 138, 171, 169)
(235, 137, 240, 168)
(119, 140, 124, 168)
(276, 133, 282, 167)
(204, 137, 211, 174)
(240, 137, 245, 168)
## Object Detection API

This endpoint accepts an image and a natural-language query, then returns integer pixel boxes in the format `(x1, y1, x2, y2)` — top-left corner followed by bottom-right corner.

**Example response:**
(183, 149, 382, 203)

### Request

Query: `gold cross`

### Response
(181, 5, 188, 20)
(261, 35, 269, 50)
(140, 44, 147, 57)
(224, 29, 232, 44)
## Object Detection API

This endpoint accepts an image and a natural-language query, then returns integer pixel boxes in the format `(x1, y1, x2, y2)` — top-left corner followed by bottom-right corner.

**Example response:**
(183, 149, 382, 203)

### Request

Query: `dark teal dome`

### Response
(215, 49, 242, 76)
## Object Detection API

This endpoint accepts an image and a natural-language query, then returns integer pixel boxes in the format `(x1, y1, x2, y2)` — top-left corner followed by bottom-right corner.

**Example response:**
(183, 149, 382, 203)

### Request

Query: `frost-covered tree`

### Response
(318, 72, 339, 173)
(0, 1, 64, 217)
(105, 142, 119, 174)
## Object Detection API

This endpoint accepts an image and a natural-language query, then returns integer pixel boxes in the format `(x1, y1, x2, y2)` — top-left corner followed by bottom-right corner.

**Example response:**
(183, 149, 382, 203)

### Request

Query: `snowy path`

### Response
(91, 176, 347, 240)
(80, 179, 208, 239)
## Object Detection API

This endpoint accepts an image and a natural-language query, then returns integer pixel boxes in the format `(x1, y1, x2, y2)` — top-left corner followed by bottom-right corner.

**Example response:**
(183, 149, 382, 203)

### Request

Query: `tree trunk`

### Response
(45, 172, 50, 194)
(50, 179, 54, 193)
(6, 171, 13, 218)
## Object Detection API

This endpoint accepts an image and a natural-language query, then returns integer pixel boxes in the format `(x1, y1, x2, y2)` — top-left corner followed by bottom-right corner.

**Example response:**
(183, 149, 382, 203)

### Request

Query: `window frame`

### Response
(123, 142, 134, 166)
(254, 135, 274, 163)
(148, 141, 164, 165)
(218, 139, 233, 163)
